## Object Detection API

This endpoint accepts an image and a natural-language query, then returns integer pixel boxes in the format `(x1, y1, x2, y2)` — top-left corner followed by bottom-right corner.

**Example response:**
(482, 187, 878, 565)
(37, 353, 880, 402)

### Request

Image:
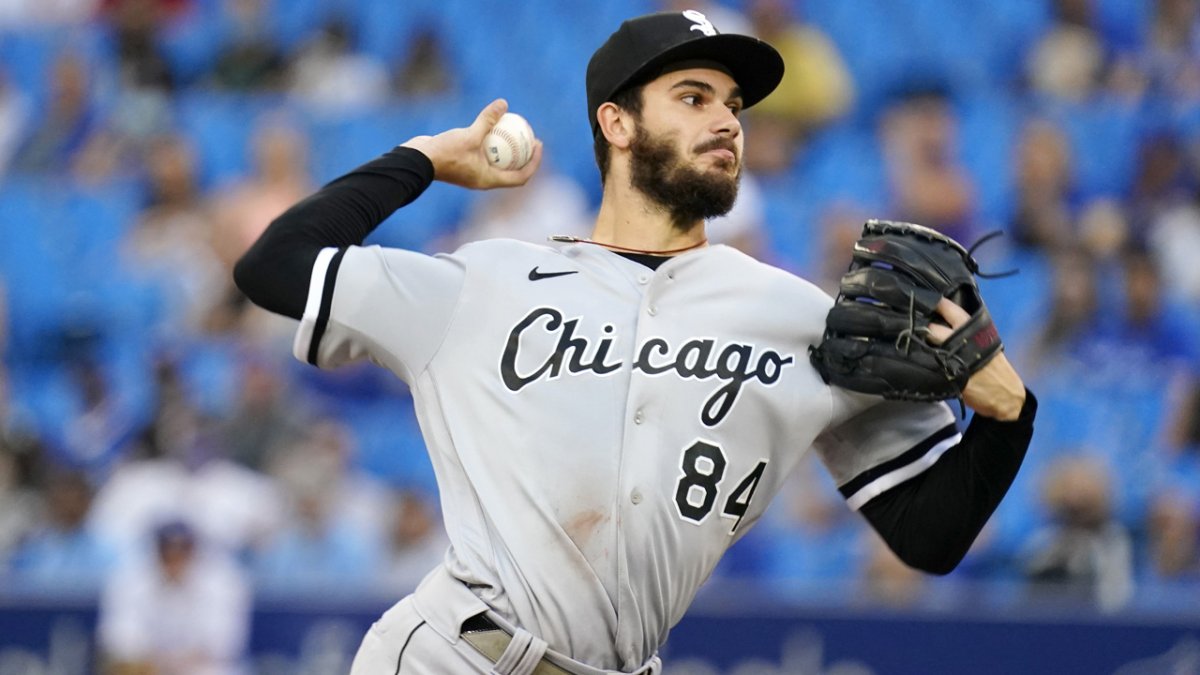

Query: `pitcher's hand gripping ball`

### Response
(809, 219, 1007, 402)
(484, 112, 536, 171)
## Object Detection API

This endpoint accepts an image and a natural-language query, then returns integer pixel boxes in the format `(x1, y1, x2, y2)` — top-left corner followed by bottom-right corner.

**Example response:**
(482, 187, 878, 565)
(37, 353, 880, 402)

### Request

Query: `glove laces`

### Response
(894, 291, 927, 355)
(966, 231, 1019, 279)
(895, 289, 970, 418)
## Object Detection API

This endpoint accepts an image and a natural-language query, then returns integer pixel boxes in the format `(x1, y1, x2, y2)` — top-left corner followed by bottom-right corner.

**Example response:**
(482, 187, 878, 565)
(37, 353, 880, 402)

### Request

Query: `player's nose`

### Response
(711, 107, 741, 138)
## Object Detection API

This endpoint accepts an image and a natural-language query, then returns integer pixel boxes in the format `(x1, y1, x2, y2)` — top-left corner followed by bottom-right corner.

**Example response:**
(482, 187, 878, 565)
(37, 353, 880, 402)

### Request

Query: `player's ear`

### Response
(597, 102, 633, 150)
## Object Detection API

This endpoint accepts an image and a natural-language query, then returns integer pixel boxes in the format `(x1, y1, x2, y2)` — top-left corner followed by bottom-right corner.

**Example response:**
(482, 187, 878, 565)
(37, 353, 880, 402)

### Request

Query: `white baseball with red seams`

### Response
(484, 112, 535, 170)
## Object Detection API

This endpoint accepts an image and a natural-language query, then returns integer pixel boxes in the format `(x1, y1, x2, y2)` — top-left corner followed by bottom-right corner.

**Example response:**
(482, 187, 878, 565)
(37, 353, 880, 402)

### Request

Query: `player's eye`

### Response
(727, 102, 743, 116)
(680, 93, 703, 107)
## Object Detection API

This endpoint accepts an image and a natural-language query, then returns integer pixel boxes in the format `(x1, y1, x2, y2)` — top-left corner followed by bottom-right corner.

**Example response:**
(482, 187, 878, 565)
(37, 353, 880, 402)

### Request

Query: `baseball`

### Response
(484, 112, 535, 171)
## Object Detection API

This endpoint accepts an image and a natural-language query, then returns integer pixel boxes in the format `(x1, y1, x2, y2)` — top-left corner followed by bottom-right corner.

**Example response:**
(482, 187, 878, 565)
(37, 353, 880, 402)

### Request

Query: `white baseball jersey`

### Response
(294, 240, 956, 671)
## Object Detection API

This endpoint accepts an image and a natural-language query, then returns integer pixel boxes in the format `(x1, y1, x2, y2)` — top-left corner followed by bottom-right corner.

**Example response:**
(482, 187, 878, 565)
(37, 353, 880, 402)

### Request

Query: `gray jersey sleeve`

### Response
(812, 389, 959, 511)
(292, 245, 466, 382)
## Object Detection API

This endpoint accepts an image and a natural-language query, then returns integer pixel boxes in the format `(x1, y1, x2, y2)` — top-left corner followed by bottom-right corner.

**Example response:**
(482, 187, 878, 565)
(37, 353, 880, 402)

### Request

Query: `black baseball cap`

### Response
(586, 10, 785, 134)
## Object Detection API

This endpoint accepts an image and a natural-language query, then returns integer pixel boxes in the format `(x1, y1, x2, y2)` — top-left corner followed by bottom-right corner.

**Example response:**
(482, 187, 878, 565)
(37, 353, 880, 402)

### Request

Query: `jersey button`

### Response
(633, 410, 644, 424)
(630, 489, 643, 505)
(638, 274, 650, 284)
(647, 305, 657, 316)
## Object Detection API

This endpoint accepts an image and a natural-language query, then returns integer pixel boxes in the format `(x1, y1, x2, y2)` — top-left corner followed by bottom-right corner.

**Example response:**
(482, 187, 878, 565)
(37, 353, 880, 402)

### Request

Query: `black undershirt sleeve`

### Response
(232, 147, 435, 319)
(858, 389, 1038, 575)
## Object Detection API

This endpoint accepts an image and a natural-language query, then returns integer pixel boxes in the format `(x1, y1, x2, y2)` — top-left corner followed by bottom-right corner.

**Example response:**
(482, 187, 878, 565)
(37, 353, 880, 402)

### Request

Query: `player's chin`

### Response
(697, 155, 739, 176)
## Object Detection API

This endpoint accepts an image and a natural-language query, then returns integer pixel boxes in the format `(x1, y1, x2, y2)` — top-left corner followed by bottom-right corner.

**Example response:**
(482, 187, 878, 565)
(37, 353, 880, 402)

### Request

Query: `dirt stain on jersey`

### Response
(562, 509, 609, 550)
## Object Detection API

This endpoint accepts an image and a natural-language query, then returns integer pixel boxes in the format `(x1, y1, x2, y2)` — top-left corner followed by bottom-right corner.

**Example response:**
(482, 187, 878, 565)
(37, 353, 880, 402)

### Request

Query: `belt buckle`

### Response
(459, 614, 571, 675)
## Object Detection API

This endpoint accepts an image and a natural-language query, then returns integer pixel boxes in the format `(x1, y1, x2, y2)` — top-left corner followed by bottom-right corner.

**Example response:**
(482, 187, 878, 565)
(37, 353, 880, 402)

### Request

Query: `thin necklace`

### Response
(548, 235, 708, 256)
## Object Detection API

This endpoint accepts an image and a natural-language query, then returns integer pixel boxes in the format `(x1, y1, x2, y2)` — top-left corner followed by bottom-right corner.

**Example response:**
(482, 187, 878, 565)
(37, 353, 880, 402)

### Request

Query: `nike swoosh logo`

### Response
(528, 267, 579, 281)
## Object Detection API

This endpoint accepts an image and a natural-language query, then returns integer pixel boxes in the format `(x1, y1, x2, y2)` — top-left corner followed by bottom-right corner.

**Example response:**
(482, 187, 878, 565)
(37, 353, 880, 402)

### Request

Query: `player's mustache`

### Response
(693, 138, 738, 161)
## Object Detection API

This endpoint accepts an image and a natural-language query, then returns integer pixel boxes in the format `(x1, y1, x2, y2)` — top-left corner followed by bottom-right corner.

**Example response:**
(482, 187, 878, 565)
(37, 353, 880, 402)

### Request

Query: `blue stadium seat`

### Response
(340, 402, 437, 493)
(156, 2, 226, 85)
(1038, 98, 1146, 200)
(955, 91, 1022, 228)
(174, 92, 303, 190)
(0, 177, 147, 367)
(352, 0, 434, 64)
(1094, 0, 1152, 51)
(0, 28, 114, 112)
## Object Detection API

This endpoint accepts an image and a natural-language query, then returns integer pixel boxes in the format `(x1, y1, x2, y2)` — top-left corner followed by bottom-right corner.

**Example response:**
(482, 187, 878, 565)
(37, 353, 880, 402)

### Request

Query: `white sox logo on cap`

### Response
(683, 10, 716, 36)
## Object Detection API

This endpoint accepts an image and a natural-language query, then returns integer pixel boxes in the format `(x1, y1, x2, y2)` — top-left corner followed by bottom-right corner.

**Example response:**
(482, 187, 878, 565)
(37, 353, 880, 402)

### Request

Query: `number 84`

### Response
(674, 440, 767, 535)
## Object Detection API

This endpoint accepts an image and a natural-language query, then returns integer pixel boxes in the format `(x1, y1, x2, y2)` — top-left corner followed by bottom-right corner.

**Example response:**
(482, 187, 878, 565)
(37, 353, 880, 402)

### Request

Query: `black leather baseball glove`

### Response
(809, 219, 1007, 403)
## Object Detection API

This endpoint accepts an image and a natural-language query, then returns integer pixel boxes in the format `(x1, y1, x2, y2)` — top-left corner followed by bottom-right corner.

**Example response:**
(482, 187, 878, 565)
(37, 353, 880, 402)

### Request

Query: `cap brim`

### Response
(607, 34, 784, 113)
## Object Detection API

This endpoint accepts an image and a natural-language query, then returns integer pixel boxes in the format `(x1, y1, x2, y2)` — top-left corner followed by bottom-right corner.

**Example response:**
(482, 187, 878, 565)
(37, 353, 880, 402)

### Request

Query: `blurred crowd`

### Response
(1, 0, 1200, 670)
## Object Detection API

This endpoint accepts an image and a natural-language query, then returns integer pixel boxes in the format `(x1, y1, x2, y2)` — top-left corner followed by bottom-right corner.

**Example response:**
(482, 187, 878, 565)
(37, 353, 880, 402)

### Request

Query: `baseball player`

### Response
(234, 10, 1036, 675)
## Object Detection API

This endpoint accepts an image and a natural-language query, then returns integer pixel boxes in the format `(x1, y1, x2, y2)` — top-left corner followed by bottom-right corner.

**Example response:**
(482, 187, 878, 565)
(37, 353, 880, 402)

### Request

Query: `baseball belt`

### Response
(460, 614, 572, 675)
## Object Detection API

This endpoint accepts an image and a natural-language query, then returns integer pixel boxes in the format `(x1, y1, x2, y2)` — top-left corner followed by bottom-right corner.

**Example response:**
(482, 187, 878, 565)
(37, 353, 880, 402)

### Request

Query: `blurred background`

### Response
(0, 0, 1198, 673)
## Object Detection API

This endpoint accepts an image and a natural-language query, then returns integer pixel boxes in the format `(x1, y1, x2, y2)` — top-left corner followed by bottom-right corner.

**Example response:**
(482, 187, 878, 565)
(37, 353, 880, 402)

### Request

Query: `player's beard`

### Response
(628, 124, 740, 234)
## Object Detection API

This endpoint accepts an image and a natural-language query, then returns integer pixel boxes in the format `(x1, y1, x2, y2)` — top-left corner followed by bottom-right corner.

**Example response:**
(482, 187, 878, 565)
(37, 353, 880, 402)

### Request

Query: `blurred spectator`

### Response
(1105, 247, 1200, 454)
(7, 468, 115, 589)
(0, 293, 42, 560)
(1021, 455, 1135, 612)
(71, 0, 178, 181)
(108, 0, 175, 100)
(1102, 246, 1199, 375)
(97, 519, 252, 675)
(0, 68, 31, 176)
(56, 353, 144, 471)
(97, 0, 192, 17)
(740, 114, 795, 177)
(268, 418, 392, 545)
(1129, 133, 1196, 230)
(1078, 198, 1130, 262)
(1139, 135, 1200, 301)
(1010, 119, 1077, 251)
(859, 536, 926, 608)
(451, 168, 592, 247)
(89, 361, 284, 563)
(1150, 190, 1200, 302)
(375, 487, 448, 593)
(734, 0, 859, 174)
(707, 171, 769, 258)
(207, 0, 286, 91)
(122, 134, 227, 339)
(1026, 0, 1105, 101)
(0, 388, 44, 563)
(209, 117, 313, 269)
(879, 84, 977, 241)
(217, 355, 307, 472)
(1144, 492, 1200, 584)
(0, 0, 98, 26)
(740, 0, 853, 173)
(393, 25, 458, 99)
(814, 201, 873, 295)
(1020, 246, 1099, 372)
(1168, 383, 1200, 455)
(252, 477, 377, 592)
(10, 50, 99, 175)
(255, 421, 385, 592)
(1136, 0, 1200, 101)
(289, 17, 389, 114)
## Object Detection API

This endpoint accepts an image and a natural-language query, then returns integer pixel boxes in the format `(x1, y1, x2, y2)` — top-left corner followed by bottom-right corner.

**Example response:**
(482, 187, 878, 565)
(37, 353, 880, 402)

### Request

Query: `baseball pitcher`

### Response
(234, 10, 1035, 675)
